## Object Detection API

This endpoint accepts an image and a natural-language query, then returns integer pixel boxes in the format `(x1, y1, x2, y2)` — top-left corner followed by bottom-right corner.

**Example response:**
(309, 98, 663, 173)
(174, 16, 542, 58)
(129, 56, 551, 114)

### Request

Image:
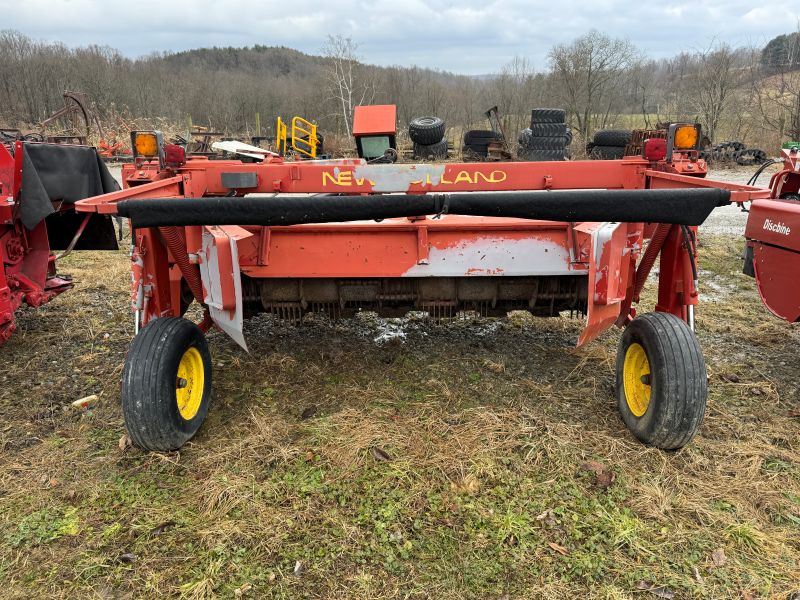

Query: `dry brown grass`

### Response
(0, 234, 798, 598)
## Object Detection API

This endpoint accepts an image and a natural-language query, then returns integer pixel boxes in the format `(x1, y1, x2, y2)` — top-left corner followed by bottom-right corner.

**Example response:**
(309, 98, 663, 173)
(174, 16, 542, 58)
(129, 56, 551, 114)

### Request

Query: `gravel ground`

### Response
(701, 164, 780, 235)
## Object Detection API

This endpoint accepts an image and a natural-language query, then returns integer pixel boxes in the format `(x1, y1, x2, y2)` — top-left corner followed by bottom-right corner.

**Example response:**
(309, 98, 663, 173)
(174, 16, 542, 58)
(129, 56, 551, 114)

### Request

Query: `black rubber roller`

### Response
(117, 188, 730, 229)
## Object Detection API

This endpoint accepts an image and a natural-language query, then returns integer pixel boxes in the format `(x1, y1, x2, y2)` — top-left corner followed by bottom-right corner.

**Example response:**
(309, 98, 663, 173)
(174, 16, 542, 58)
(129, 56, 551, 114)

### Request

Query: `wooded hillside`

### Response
(1, 29, 798, 149)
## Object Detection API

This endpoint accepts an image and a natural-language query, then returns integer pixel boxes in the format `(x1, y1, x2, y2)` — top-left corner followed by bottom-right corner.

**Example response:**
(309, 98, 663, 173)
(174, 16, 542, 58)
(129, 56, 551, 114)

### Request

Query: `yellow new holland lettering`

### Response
(322, 171, 375, 187)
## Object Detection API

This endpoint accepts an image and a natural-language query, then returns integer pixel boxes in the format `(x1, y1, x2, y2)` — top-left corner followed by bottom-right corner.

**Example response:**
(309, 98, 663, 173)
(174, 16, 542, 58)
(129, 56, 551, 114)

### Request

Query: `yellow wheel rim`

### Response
(623, 342, 651, 417)
(176, 347, 204, 420)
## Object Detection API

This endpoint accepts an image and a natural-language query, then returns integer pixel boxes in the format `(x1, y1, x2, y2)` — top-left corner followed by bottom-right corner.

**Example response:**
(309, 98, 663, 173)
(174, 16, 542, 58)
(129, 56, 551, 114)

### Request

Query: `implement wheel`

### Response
(122, 317, 212, 451)
(616, 312, 706, 450)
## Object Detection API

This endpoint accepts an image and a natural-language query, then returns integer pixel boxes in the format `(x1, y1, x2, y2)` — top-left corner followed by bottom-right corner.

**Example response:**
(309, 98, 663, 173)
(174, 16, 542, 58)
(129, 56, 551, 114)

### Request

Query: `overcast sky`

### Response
(1, 0, 798, 74)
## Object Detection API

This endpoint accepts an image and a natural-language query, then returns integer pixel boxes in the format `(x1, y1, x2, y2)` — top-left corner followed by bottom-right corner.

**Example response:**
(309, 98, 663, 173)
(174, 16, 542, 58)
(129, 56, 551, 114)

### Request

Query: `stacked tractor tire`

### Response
(461, 130, 503, 159)
(517, 109, 572, 161)
(586, 130, 632, 160)
(409, 117, 448, 159)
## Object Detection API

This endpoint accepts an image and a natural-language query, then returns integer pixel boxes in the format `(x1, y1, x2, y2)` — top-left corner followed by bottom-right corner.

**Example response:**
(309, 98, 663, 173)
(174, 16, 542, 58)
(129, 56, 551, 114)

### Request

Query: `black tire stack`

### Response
(586, 129, 632, 160)
(517, 109, 571, 161)
(410, 117, 448, 160)
(462, 129, 503, 159)
(699, 141, 768, 166)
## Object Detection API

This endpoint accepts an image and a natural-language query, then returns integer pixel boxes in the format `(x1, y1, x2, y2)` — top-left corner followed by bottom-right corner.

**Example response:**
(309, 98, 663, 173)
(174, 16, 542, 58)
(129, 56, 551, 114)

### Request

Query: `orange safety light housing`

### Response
(130, 130, 165, 168)
(666, 123, 701, 162)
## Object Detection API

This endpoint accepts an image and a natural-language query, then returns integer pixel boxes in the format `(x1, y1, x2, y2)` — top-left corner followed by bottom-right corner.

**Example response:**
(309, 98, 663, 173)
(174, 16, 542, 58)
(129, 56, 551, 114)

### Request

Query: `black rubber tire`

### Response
(368, 153, 395, 164)
(518, 148, 567, 161)
(462, 145, 488, 159)
(520, 129, 572, 149)
(530, 108, 566, 125)
(593, 129, 632, 146)
(529, 123, 568, 138)
(122, 317, 212, 451)
(464, 142, 493, 153)
(413, 139, 448, 159)
(616, 312, 707, 450)
(463, 130, 502, 145)
(589, 145, 625, 160)
(409, 117, 445, 145)
(527, 136, 572, 150)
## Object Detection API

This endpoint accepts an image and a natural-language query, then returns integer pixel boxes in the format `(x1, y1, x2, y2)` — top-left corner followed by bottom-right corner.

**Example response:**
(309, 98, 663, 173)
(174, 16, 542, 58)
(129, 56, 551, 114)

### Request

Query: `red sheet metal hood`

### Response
(353, 105, 397, 136)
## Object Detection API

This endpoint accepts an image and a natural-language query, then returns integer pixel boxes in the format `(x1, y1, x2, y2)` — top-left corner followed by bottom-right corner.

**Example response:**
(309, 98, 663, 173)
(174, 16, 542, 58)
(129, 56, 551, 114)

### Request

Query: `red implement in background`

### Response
(0, 141, 119, 344)
(352, 104, 397, 137)
(744, 145, 800, 321)
(352, 104, 397, 161)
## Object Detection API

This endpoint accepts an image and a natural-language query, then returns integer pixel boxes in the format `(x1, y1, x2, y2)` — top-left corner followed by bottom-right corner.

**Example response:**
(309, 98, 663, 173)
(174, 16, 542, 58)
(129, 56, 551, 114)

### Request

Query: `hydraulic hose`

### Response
(747, 158, 780, 186)
(633, 223, 672, 303)
(158, 226, 204, 304)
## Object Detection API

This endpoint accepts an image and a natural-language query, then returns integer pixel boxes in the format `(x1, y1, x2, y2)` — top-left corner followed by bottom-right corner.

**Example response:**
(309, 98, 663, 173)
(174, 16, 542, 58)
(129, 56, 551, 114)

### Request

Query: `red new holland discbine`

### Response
(74, 125, 773, 452)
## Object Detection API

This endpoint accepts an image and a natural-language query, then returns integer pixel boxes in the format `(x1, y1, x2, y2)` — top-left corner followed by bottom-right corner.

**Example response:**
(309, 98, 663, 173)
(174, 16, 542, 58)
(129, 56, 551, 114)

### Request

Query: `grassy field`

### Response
(0, 234, 799, 599)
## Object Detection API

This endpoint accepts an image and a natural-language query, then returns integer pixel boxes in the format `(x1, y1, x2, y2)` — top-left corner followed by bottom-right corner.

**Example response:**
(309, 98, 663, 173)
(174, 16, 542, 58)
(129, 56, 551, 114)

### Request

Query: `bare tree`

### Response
(754, 69, 800, 142)
(753, 22, 800, 141)
(628, 60, 656, 129)
(495, 56, 536, 134)
(399, 66, 423, 125)
(451, 74, 480, 130)
(548, 30, 641, 141)
(321, 35, 374, 136)
(685, 43, 745, 141)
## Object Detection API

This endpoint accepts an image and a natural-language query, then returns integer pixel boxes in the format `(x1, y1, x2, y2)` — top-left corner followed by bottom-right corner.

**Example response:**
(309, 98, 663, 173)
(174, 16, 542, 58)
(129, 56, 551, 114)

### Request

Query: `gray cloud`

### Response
(1, 0, 797, 73)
